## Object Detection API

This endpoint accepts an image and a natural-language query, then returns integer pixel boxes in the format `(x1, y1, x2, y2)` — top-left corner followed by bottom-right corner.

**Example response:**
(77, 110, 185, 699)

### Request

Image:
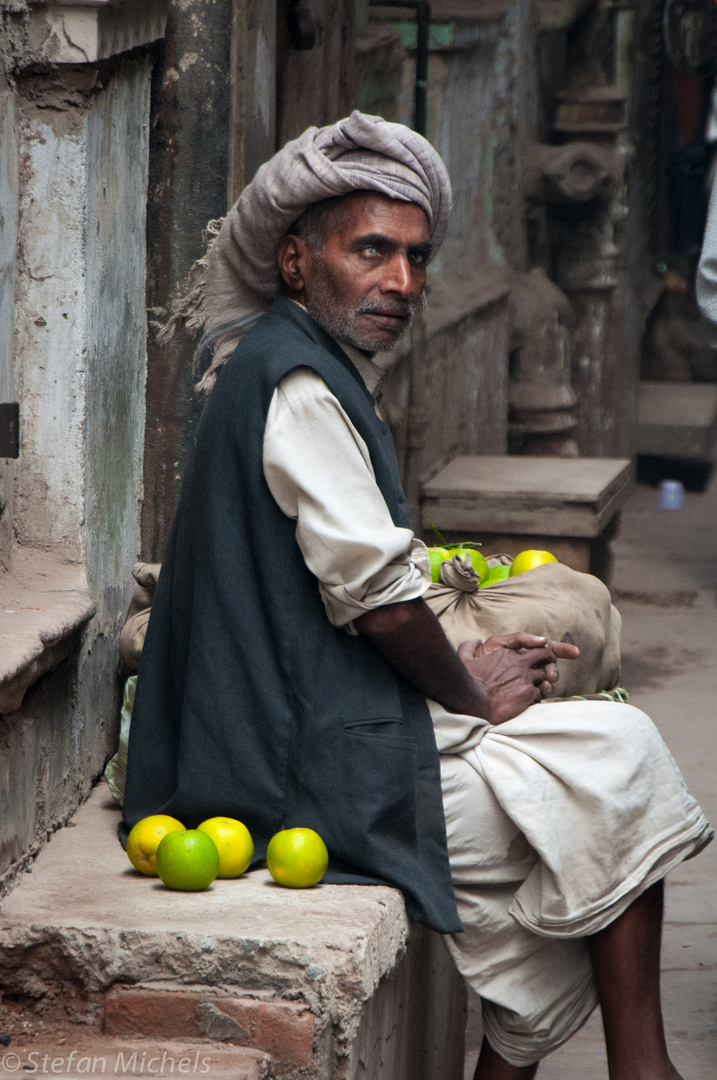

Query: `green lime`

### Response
(155, 829, 220, 891)
(480, 565, 511, 587)
(427, 547, 451, 583)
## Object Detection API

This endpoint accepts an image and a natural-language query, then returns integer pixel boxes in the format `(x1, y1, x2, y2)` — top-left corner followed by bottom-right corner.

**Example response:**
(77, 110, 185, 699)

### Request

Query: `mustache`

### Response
(357, 299, 416, 319)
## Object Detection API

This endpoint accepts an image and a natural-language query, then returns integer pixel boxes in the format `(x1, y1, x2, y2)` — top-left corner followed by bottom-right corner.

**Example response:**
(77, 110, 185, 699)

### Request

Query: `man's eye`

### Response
(363, 244, 380, 256)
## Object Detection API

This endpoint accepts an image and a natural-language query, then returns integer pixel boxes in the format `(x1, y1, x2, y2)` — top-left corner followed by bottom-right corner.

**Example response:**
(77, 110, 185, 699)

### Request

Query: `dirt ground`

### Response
(465, 462, 717, 1080)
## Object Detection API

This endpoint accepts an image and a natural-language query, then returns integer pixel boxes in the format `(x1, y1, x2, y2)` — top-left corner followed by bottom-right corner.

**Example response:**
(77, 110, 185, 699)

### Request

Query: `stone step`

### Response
(103, 985, 313, 1078)
(0, 1037, 271, 1079)
(0, 785, 467, 1080)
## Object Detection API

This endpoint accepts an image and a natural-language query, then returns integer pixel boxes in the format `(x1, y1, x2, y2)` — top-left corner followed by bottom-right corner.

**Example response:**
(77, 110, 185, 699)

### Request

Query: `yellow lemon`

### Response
(155, 829, 220, 891)
(266, 828, 329, 889)
(197, 817, 254, 878)
(509, 549, 558, 576)
(126, 814, 186, 876)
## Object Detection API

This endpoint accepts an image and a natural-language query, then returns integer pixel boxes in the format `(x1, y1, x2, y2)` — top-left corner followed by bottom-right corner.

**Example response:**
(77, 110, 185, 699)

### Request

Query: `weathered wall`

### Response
(348, 928, 466, 1080)
(357, 3, 539, 500)
(14, 90, 92, 557)
(0, 49, 151, 886)
(85, 56, 150, 622)
(0, 88, 18, 571)
(0, 651, 86, 884)
(12, 55, 149, 585)
(276, 0, 356, 146)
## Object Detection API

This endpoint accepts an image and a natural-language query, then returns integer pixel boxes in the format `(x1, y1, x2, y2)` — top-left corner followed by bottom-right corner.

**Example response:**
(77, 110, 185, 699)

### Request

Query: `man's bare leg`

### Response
(473, 1039, 538, 1080)
(475, 881, 681, 1080)
(588, 881, 682, 1080)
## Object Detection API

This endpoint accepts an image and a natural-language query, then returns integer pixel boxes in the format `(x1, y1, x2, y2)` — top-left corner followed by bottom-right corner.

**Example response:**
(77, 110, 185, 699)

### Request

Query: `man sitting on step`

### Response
(123, 111, 712, 1080)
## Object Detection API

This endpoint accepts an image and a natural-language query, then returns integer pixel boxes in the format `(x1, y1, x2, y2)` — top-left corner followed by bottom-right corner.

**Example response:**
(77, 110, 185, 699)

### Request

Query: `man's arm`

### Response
(355, 598, 580, 725)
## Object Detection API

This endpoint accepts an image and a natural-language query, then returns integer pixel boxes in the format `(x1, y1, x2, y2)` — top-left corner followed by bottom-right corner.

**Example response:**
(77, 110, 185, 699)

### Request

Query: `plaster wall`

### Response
(13, 109, 89, 558)
(0, 90, 18, 571)
(84, 54, 150, 623)
(0, 54, 151, 885)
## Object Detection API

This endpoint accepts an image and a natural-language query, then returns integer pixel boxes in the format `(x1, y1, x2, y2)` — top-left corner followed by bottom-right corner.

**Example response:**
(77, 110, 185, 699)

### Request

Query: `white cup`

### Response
(659, 479, 684, 509)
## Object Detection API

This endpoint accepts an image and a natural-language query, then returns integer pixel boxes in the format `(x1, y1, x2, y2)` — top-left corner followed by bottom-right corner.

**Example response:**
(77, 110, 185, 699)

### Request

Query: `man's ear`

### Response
(278, 234, 310, 296)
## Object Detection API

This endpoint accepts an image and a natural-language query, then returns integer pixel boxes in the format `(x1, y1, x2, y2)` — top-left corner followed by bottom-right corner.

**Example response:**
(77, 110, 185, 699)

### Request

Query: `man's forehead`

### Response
(331, 191, 430, 241)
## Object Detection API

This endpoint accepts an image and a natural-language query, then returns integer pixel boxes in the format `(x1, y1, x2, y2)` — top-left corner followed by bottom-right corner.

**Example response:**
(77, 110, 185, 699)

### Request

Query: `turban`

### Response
(161, 111, 452, 391)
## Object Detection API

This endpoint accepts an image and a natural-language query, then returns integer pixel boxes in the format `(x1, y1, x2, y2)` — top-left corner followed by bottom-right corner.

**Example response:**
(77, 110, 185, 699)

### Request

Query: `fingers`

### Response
(480, 634, 581, 661)
(457, 638, 483, 661)
(489, 633, 548, 652)
(547, 640, 581, 660)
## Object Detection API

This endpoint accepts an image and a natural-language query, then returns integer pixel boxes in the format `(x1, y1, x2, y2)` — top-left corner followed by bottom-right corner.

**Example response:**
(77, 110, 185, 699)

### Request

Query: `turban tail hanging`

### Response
(158, 111, 452, 392)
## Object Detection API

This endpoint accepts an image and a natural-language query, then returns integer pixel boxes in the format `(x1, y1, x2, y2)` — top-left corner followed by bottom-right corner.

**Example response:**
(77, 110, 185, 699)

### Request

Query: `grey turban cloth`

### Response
(161, 111, 452, 391)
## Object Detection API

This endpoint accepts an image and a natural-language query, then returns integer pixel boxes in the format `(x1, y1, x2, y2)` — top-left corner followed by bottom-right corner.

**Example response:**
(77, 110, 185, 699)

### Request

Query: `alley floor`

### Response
(464, 461, 717, 1079)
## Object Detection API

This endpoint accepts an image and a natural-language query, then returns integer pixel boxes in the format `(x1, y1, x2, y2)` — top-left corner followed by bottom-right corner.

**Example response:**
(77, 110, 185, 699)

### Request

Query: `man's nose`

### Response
(380, 253, 413, 296)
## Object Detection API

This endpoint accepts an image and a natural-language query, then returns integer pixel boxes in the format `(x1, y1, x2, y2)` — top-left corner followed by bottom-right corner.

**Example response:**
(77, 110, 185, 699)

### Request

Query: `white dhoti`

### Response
(431, 700, 713, 1067)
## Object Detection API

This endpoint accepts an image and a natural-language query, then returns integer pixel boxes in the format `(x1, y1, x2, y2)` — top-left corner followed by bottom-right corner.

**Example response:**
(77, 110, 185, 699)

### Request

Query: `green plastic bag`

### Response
(104, 675, 137, 806)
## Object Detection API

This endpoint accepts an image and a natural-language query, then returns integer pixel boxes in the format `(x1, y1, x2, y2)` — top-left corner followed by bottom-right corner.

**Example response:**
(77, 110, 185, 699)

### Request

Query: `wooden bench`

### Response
(421, 455, 632, 581)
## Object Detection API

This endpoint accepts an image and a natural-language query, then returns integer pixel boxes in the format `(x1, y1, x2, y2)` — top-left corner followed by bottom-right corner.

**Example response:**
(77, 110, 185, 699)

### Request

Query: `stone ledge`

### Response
(0, 552, 95, 713)
(0, 786, 412, 1060)
(26, 0, 168, 65)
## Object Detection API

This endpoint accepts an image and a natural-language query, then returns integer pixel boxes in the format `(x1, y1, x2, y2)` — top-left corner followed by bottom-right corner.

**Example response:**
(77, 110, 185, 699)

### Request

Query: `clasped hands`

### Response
(457, 633, 581, 726)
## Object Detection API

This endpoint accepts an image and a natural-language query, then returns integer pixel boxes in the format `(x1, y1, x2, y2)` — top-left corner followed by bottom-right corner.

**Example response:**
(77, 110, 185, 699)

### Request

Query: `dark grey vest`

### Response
(123, 297, 461, 933)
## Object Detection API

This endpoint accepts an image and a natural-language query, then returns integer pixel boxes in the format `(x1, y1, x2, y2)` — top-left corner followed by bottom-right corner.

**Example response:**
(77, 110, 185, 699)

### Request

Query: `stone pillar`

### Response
(552, 86, 635, 458)
(141, 0, 234, 561)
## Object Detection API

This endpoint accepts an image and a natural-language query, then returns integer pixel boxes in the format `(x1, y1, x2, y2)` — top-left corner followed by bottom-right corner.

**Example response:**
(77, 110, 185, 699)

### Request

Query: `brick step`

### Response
(0, 1036, 271, 1079)
(103, 986, 314, 1078)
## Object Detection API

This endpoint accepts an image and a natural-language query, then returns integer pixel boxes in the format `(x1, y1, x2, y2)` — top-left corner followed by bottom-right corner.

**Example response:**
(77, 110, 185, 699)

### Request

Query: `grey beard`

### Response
(305, 276, 416, 353)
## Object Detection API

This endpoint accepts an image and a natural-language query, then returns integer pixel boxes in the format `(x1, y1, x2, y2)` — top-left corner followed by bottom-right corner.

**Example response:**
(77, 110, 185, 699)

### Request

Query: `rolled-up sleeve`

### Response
(263, 367, 431, 629)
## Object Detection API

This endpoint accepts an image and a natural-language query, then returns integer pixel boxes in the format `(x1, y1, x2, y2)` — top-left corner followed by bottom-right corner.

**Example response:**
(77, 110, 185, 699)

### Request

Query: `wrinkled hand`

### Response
(457, 633, 580, 725)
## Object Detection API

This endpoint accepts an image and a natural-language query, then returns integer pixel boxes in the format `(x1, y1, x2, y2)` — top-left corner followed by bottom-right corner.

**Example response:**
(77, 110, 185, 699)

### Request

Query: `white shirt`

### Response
(261, 328, 488, 755)
(262, 341, 431, 630)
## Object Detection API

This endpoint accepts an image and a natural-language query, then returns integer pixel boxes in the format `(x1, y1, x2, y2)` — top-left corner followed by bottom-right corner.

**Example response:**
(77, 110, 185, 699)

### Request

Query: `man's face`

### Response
(283, 193, 432, 353)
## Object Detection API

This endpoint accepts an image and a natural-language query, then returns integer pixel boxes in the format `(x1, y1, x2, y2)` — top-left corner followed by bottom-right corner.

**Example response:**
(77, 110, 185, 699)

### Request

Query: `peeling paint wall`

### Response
(84, 56, 150, 621)
(0, 89, 18, 571)
(14, 104, 90, 557)
(0, 51, 152, 886)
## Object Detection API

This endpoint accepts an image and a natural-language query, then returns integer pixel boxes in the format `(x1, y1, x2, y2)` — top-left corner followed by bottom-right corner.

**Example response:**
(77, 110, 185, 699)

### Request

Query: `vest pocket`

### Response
(342, 720, 418, 855)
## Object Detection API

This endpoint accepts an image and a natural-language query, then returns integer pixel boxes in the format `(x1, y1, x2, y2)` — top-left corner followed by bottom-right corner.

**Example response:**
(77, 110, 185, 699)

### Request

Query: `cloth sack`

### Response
(108, 562, 161, 805)
(118, 562, 162, 674)
(425, 559, 621, 698)
(104, 676, 137, 806)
